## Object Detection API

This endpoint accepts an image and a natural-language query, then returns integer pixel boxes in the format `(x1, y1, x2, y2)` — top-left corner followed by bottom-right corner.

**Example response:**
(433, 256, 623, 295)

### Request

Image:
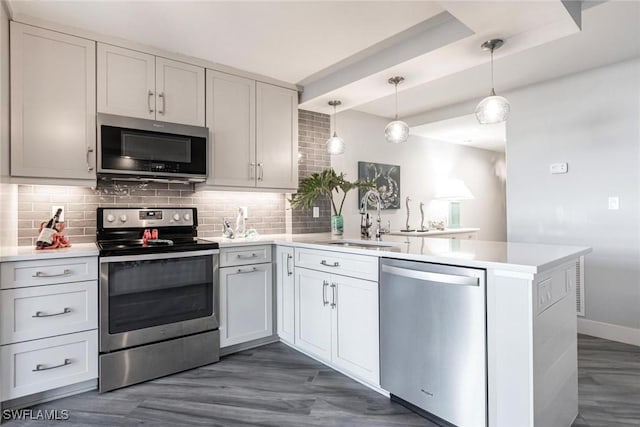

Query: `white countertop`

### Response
(386, 227, 480, 237)
(211, 233, 590, 274)
(0, 243, 99, 262)
(0, 234, 590, 274)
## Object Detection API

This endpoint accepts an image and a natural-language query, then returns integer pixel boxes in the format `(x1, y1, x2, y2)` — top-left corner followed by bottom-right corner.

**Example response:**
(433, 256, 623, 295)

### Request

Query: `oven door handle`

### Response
(100, 249, 219, 263)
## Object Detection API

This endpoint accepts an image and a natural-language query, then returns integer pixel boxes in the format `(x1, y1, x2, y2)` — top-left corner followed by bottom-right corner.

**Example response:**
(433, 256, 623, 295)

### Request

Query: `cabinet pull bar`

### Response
(257, 163, 264, 181)
(286, 254, 293, 276)
(32, 307, 72, 318)
(322, 280, 329, 306)
(236, 267, 258, 274)
(158, 92, 165, 114)
(86, 146, 95, 172)
(330, 283, 337, 308)
(249, 162, 255, 180)
(147, 90, 154, 113)
(32, 269, 72, 278)
(237, 253, 258, 259)
(32, 359, 72, 372)
(320, 260, 340, 267)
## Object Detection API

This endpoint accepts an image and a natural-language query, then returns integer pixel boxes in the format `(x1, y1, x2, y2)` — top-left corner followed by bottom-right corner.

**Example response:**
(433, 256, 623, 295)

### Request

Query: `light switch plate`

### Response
(312, 207, 320, 218)
(51, 205, 64, 222)
(550, 163, 568, 174)
(608, 197, 619, 210)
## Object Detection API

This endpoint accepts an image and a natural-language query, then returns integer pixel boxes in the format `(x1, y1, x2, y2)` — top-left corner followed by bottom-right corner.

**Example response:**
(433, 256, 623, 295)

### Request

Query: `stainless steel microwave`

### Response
(97, 113, 208, 182)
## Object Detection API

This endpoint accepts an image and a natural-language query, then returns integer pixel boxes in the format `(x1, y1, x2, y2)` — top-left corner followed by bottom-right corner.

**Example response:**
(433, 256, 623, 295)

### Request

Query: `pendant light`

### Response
(475, 38, 510, 124)
(326, 100, 345, 155)
(385, 76, 410, 144)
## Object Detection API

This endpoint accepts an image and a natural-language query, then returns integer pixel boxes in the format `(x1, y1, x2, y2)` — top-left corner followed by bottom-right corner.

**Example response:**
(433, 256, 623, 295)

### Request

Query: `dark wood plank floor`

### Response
(3, 335, 639, 426)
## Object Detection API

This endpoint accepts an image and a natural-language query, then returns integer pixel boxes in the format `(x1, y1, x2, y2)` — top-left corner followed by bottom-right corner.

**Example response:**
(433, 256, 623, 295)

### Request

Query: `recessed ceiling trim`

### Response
(299, 11, 473, 107)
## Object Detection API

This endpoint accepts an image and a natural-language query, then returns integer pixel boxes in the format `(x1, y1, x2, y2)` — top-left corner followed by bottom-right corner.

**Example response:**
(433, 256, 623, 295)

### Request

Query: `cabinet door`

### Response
(276, 246, 295, 344)
(256, 82, 298, 190)
(295, 267, 331, 361)
(219, 263, 273, 348)
(155, 57, 205, 126)
(97, 43, 155, 120)
(205, 70, 256, 187)
(331, 275, 380, 385)
(10, 23, 96, 180)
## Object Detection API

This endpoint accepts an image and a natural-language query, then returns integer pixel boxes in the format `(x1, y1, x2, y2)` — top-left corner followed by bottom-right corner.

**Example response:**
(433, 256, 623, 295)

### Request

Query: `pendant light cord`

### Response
(490, 47, 496, 96)
(333, 104, 338, 137)
(394, 82, 399, 120)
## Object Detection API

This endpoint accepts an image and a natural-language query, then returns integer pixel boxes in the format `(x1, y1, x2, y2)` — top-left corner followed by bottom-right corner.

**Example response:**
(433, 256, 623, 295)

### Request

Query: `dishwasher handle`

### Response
(381, 264, 479, 286)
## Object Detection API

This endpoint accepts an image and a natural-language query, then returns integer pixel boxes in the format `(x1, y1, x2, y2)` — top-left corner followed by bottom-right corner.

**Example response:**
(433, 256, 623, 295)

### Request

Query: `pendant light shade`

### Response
(326, 100, 345, 155)
(385, 76, 409, 144)
(476, 39, 510, 125)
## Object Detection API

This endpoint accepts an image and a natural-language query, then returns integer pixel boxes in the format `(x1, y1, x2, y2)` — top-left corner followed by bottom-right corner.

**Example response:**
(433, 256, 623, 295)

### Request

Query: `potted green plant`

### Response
(289, 168, 373, 235)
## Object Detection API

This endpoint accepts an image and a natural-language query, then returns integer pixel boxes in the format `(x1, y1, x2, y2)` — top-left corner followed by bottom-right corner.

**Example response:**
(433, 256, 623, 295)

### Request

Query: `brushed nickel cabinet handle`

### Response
(32, 269, 72, 278)
(86, 146, 95, 172)
(257, 163, 264, 181)
(286, 254, 293, 276)
(237, 253, 258, 259)
(236, 267, 258, 274)
(32, 307, 72, 318)
(32, 358, 72, 372)
(147, 90, 154, 113)
(320, 260, 340, 267)
(322, 280, 329, 306)
(158, 92, 165, 114)
(249, 162, 255, 180)
(330, 283, 337, 308)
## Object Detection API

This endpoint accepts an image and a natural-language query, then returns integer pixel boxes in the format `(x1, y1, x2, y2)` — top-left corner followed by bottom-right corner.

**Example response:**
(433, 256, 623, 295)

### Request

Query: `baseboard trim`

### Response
(578, 318, 640, 347)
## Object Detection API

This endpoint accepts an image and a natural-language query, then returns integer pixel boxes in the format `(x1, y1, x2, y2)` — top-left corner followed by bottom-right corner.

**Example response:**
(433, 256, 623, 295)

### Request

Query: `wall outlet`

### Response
(51, 205, 65, 222)
(312, 207, 320, 218)
(239, 207, 248, 219)
(608, 197, 619, 210)
(550, 163, 568, 174)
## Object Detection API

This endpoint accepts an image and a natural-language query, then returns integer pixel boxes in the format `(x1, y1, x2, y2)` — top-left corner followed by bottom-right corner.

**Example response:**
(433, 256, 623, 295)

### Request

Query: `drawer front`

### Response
(1, 281, 98, 345)
(295, 248, 378, 281)
(1, 257, 98, 289)
(0, 330, 98, 400)
(220, 245, 272, 267)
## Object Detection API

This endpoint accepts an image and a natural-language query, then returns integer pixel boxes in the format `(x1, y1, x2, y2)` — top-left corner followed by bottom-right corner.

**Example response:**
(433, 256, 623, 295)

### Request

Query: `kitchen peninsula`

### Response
(212, 233, 591, 427)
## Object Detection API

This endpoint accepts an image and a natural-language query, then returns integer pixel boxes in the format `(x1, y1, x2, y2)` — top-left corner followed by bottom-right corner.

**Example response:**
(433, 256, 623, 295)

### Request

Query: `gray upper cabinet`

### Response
(205, 70, 256, 187)
(256, 82, 298, 190)
(10, 22, 96, 180)
(97, 43, 205, 126)
(205, 74, 298, 191)
(97, 44, 155, 120)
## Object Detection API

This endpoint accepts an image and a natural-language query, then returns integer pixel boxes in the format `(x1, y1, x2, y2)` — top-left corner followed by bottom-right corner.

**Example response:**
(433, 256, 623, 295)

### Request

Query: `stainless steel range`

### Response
(96, 207, 220, 392)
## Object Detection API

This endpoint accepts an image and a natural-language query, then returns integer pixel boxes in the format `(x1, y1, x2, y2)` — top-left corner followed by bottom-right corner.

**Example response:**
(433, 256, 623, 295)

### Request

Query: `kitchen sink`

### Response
(314, 240, 402, 251)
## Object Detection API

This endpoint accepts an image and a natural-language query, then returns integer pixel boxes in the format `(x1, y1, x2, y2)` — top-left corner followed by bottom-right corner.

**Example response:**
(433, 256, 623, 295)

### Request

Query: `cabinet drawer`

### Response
(1, 281, 98, 345)
(295, 248, 378, 281)
(0, 330, 98, 400)
(1, 257, 98, 289)
(220, 245, 272, 267)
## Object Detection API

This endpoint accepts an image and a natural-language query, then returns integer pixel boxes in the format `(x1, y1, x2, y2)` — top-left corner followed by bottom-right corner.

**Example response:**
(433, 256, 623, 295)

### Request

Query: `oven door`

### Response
(99, 250, 219, 353)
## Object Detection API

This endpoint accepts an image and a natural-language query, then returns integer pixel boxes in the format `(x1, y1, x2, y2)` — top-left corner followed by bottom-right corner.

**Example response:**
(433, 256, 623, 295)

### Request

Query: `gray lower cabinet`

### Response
(219, 246, 273, 348)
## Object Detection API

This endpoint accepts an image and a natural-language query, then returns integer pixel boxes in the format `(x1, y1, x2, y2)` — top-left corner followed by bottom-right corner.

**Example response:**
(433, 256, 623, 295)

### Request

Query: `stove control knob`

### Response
(183, 213, 191, 221)
(106, 214, 115, 223)
(119, 214, 128, 223)
(173, 213, 181, 221)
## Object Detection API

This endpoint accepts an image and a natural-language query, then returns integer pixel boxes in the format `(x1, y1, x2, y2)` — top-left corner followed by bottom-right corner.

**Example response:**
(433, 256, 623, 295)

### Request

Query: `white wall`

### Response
(507, 58, 640, 332)
(330, 110, 507, 241)
(0, 0, 17, 247)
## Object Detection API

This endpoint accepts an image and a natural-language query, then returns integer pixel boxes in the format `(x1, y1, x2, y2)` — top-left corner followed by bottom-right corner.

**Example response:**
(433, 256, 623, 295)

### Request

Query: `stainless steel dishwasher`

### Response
(380, 258, 487, 427)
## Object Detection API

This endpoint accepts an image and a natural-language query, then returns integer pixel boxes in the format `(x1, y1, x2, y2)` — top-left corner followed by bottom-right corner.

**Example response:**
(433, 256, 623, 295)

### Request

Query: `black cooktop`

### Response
(97, 238, 219, 257)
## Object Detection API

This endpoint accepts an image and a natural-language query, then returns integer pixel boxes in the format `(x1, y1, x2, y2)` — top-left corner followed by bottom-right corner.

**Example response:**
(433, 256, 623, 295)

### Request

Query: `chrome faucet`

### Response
(360, 189, 383, 240)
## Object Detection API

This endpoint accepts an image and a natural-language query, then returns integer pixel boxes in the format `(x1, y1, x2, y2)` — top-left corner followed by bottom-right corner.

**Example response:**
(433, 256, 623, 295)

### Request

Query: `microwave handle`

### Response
(147, 90, 154, 113)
